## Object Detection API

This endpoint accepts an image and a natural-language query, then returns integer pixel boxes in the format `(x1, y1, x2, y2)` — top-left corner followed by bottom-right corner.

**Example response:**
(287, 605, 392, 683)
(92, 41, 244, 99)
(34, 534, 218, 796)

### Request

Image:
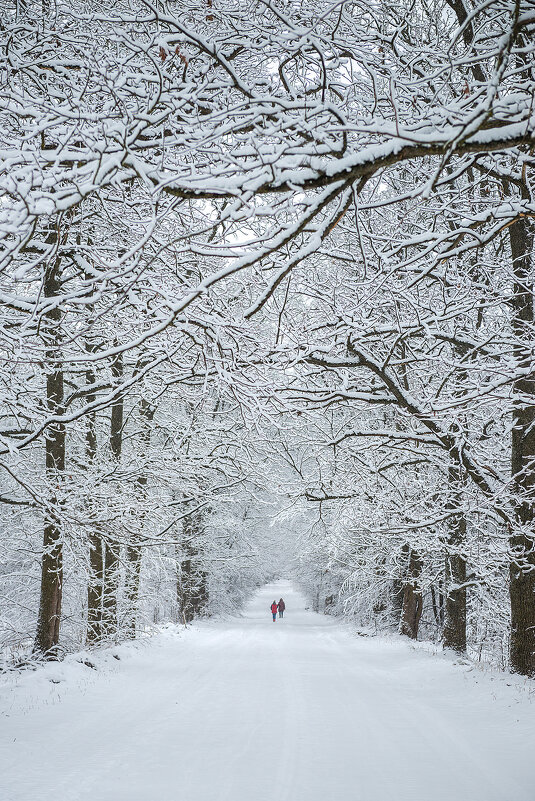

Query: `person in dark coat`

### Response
(278, 598, 286, 618)
(270, 601, 278, 622)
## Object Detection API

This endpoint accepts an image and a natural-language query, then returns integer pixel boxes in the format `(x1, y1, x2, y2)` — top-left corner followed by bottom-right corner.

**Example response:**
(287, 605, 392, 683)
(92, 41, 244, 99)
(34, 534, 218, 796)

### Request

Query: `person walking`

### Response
(270, 600, 278, 622)
(278, 598, 286, 619)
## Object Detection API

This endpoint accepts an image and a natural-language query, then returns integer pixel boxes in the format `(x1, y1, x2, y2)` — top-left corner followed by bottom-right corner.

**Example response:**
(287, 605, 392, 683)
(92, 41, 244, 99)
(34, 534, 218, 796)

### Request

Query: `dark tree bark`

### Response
(124, 396, 154, 638)
(85, 359, 103, 645)
(509, 215, 535, 676)
(399, 549, 423, 639)
(443, 554, 467, 652)
(87, 532, 104, 644)
(430, 582, 445, 628)
(443, 466, 467, 653)
(439, 328, 473, 654)
(177, 509, 208, 624)
(392, 543, 409, 625)
(101, 350, 123, 639)
(34, 245, 65, 657)
(124, 543, 142, 636)
(443, 0, 486, 83)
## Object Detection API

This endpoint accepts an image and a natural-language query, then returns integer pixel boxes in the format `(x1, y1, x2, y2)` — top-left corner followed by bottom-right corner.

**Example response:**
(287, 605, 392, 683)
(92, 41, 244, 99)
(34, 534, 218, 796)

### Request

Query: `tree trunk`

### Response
(392, 355, 423, 638)
(443, 465, 467, 653)
(509, 215, 535, 676)
(87, 533, 104, 644)
(399, 549, 423, 639)
(430, 582, 445, 628)
(85, 359, 103, 645)
(392, 542, 409, 625)
(101, 350, 123, 640)
(34, 248, 65, 657)
(124, 544, 143, 636)
(444, 552, 467, 653)
(176, 545, 189, 624)
(177, 509, 208, 623)
(124, 397, 154, 638)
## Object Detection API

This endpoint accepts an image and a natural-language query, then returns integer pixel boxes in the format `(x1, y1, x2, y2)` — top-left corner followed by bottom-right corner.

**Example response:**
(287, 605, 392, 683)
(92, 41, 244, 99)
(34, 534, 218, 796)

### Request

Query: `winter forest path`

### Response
(1, 581, 534, 801)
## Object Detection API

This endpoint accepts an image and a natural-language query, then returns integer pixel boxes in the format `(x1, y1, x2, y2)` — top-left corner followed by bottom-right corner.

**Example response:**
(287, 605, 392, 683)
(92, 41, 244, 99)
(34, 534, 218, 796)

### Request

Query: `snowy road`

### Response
(1, 581, 534, 801)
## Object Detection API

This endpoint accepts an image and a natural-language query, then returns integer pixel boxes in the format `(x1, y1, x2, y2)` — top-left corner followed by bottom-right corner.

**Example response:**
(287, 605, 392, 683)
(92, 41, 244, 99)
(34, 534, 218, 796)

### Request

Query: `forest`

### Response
(1, 0, 535, 682)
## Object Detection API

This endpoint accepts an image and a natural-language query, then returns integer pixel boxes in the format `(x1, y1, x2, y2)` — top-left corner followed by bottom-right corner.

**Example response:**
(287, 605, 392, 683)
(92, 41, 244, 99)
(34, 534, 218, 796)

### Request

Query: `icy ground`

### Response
(1, 582, 534, 801)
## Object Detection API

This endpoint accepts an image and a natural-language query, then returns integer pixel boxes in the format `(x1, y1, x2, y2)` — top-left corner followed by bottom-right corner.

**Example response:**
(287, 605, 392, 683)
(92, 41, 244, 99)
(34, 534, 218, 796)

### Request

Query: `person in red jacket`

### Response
(270, 601, 278, 622)
(278, 598, 286, 619)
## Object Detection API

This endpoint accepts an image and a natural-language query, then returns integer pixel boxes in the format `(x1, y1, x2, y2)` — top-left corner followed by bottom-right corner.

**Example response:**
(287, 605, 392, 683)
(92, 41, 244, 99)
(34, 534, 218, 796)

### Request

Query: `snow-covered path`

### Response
(1, 581, 534, 801)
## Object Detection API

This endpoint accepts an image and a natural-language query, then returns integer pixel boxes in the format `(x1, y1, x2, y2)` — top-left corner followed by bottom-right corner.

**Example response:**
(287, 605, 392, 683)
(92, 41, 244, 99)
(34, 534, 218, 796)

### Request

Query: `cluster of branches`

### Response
(1, 0, 534, 675)
(232, 2, 535, 672)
